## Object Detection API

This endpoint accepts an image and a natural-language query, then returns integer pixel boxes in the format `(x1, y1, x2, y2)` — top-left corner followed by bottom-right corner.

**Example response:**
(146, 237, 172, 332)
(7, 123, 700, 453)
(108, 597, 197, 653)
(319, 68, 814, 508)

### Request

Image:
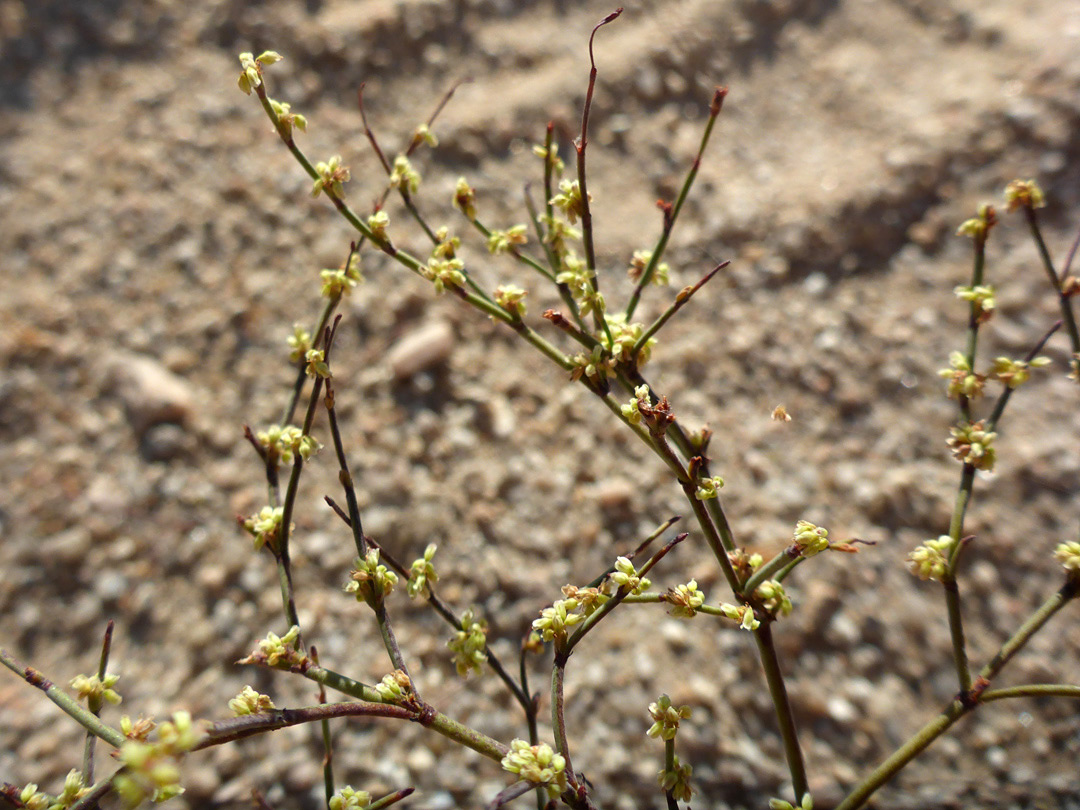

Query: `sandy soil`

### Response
(2, 1, 1079, 808)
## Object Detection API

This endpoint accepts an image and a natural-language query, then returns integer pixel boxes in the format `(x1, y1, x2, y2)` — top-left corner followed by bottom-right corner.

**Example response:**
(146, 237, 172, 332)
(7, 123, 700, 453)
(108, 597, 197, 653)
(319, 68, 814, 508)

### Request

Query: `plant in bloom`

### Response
(486, 224, 528, 255)
(501, 740, 567, 799)
(446, 608, 488, 677)
(228, 685, 275, 716)
(605, 313, 655, 365)
(1054, 541, 1080, 573)
(423, 256, 467, 294)
(646, 694, 691, 740)
(257, 424, 319, 466)
(947, 420, 996, 470)
(305, 348, 331, 378)
(659, 756, 693, 802)
(627, 249, 670, 285)
(346, 549, 398, 607)
(236, 50, 282, 95)
(938, 351, 985, 400)
(452, 177, 476, 220)
(561, 583, 610, 616)
(956, 203, 997, 240)
(70, 672, 122, 706)
(320, 253, 363, 299)
(908, 535, 953, 581)
(610, 556, 651, 595)
(374, 670, 413, 704)
(287, 323, 312, 362)
(992, 356, 1050, 389)
(770, 794, 814, 810)
(494, 283, 528, 318)
(532, 141, 565, 174)
(954, 284, 996, 324)
(241, 505, 285, 552)
(329, 786, 371, 810)
(719, 602, 760, 631)
(367, 210, 390, 243)
(19, 770, 88, 810)
(664, 580, 704, 618)
(550, 179, 588, 224)
(695, 475, 725, 500)
(113, 712, 199, 808)
(257, 625, 303, 667)
(406, 543, 438, 598)
(268, 98, 306, 139)
(620, 384, 651, 425)
(412, 122, 438, 148)
(754, 580, 793, 617)
(312, 155, 350, 198)
(388, 154, 421, 194)
(792, 520, 830, 557)
(1004, 178, 1045, 212)
(532, 598, 585, 642)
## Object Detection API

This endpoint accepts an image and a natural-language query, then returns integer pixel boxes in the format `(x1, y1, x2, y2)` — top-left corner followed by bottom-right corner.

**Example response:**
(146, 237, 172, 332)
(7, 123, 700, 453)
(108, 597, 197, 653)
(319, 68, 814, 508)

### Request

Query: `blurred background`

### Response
(1, 0, 1079, 807)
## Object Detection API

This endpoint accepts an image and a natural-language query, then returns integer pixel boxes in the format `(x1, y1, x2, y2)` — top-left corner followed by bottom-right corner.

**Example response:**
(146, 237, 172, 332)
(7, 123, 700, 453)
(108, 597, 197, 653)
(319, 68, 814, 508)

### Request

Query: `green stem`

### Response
(663, 737, 679, 810)
(1025, 206, 1080, 353)
(81, 620, 114, 786)
(980, 578, 1079, 681)
(626, 87, 727, 320)
(752, 624, 809, 803)
(299, 665, 508, 762)
(834, 702, 969, 810)
(631, 262, 728, 362)
(743, 547, 799, 595)
(837, 578, 1079, 808)
(980, 684, 1080, 701)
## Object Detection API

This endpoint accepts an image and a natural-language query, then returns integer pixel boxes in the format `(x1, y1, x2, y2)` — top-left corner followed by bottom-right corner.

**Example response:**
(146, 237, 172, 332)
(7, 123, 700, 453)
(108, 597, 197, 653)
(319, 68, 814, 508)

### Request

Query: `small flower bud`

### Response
(367, 210, 390, 242)
(330, 787, 372, 810)
(501, 740, 568, 799)
(494, 284, 528, 318)
(71, 672, 123, 706)
(647, 694, 692, 740)
(695, 475, 725, 501)
(954, 284, 996, 323)
(228, 685, 275, 716)
(1054, 541, 1080, 573)
(907, 535, 953, 581)
(719, 602, 760, 631)
(407, 543, 438, 598)
(452, 178, 476, 220)
(412, 122, 438, 148)
(792, 520, 829, 557)
(447, 608, 488, 677)
(992, 356, 1050, 389)
(947, 420, 996, 470)
(1004, 179, 1046, 212)
(374, 670, 413, 704)
(389, 154, 421, 194)
(658, 755, 693, 802)
(312, 155, 350, 198)
(305, 348, 331, 378)
(346, 549, 399, 606)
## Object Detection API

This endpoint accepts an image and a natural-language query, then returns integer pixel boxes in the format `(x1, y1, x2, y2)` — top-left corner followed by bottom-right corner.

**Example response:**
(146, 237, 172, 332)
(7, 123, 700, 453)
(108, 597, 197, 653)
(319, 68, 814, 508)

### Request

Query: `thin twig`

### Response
(81, 620, 114, 791)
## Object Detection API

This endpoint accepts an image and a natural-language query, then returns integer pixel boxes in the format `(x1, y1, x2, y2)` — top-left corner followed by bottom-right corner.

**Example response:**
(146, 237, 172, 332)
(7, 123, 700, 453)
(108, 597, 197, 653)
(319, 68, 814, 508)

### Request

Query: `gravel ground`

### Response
(1, 1, 1079, 808)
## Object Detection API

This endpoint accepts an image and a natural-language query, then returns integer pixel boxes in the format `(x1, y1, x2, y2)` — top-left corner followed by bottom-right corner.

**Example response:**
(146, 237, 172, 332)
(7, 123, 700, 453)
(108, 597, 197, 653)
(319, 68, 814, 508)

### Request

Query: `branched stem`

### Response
(1024, 206, 1080, 352)
(625, 86, 727, 320)
(0, 649, 125, 749)
(81, 620, 114, 786)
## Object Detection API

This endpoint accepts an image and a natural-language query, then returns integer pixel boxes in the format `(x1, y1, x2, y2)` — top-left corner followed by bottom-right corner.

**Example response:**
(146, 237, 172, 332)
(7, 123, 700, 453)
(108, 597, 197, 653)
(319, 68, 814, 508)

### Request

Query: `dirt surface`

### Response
(2, 1, 1080, 808)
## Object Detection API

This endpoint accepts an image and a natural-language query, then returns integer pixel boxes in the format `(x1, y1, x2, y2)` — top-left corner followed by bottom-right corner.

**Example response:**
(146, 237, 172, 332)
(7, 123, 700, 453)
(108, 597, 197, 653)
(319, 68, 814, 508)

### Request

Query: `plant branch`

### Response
(0, 649, 125, 749)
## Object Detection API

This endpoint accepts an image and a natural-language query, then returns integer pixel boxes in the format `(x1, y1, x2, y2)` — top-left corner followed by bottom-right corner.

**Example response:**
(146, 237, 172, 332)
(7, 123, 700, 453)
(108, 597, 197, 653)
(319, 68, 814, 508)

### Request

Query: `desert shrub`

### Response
(3, 10, 1079, 810)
